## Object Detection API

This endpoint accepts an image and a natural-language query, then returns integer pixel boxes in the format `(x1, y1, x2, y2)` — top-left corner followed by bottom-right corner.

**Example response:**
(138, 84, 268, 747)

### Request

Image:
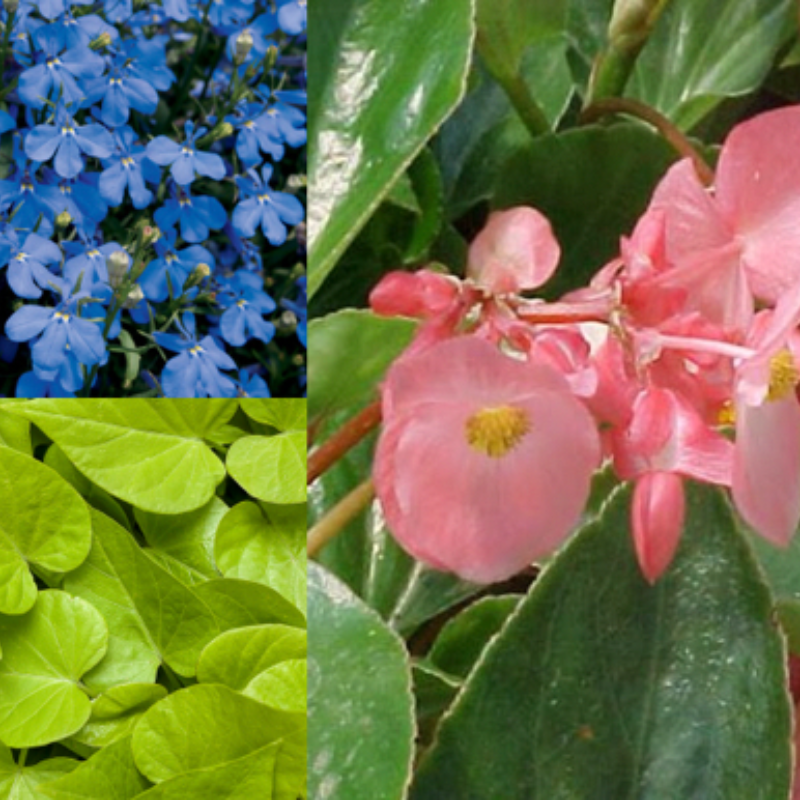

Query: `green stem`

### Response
(172, 0, 214, 115)
(17, 749, 27, 769)
(586, 45, 639, 104)
(0, 8, 16, 74)
(494, 71, 550, 138)
(0, 76, 18, 102)
(81, 297, 123, 395)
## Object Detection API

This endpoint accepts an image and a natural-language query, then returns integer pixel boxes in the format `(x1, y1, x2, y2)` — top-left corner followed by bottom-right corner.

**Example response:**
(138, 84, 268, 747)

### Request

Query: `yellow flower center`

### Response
(768, 349, 799, 402)
(465, 405, 530, 458)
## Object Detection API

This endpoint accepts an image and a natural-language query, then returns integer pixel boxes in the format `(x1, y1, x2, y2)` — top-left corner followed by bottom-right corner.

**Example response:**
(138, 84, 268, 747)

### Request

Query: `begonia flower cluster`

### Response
(371, 106, 800, 584)
(0, 0, 306, 397)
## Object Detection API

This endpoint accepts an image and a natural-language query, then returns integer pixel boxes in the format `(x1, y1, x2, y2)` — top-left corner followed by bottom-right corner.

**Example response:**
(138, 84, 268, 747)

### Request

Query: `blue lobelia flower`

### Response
(99, 126, 158, 209)
(50, 9, 119, 51)
(217, 270, 276, 347)
(227, 101, 284, 167)
(25, 104, 115, 179)
(153, 313, 238, 398)
(36, 0, 94, 22)
(146, 121, 226, 186)
(232, 164, 304, 243)
(252, 97, 307, 149)
(139, 228, 214, 302)
(40, 169, 110, 229)
(16, 371, 76, 398)
(237, 367, 271, 398)
(0, 111, 15, 135)
(18, 26, 105, 109)
(5, 280, 107, 392)
(154, 184, 227, 243)
(62, 232, 126, 299)
(277, 0, 307, 34)
(85, 54, 160, 128)
(0, 230, 62, 300)
(0, 136, 55, 235)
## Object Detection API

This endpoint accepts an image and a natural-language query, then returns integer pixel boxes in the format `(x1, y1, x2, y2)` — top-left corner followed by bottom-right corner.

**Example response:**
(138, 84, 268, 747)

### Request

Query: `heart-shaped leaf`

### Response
(0, 746, 77, 800)
(0, 591, 108, 748)
(240, 399, 306, 431)
(244, 660, 306, 711)
(226, 433, 306, 505)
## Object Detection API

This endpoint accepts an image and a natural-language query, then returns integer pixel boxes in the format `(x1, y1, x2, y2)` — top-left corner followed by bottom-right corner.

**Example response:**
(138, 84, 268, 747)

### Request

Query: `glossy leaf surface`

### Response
(227, 433, 306, 504)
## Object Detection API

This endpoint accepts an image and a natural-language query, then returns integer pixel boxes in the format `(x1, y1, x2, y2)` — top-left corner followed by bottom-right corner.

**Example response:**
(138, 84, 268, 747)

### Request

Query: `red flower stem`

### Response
(580, 97, 715, 187)
(307, 478, 375, 557)
(514, 299, 612, 325)
(307, 400, 383, 484)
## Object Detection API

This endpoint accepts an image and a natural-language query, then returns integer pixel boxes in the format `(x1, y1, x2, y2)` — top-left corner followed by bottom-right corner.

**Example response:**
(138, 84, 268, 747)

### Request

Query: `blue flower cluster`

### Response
(0, 0, 307, 397)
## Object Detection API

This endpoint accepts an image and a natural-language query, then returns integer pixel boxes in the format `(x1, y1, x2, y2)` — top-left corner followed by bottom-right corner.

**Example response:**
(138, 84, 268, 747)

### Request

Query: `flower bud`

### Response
(55, 211, 72, 228)
(3, 0, 19, 14)
(182, 263, 211, 292)
(608, 0, 671, 53)
(281, 310, 298, 329)
(287, 174, 307, 189)
(90, 32, 113, 51)
(234, 30, 254, 65)
(122, 284, 144, 309)
(141, 225, 160, 246)
(106, 250, 130, 288)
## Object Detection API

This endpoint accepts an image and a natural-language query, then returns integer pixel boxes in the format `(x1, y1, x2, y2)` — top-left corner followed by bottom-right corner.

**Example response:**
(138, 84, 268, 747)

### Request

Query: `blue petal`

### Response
(102, 85, 130, 128)
(76, 124, 115, 158)
(123, 78, 159, 114)
(193, 150, 226, 181)
(145, 136, 182, 165)
(5, 305, 53, 342)
(161, 352, 199, 397)
(220, 306, 247, 346)
(193, 195, 227, 230)
(67, 318, 106, 364)
(18, 65, 51, 108)
(99, 162, 126, 206)
(127, 166, 153, 209)
(25, 125, 62, 163)
(170, 153, 196, 186)
(271, 191, 305, 225)
(32, 319, 68, 370)
(232, 199, 261, 238)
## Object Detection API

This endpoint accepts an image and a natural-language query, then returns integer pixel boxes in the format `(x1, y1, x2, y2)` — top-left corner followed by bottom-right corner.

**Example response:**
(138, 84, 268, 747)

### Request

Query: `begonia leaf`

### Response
(308, 310, 416, 422)
(214, 502, 305, 610)
(38, 736, 150, 800)
(410, 484, 792, 798)
(197, 624, 307, 690)
(226, 432, 306, 504)
(132, 684, 305, 800)
(4, 400, 236, 514)
(64, 509, 218, 688)
(0, 447, 92, 615)
(0, 591, 108, 748)
(308, 0, 474, 297)
(308, 563, 414, 800)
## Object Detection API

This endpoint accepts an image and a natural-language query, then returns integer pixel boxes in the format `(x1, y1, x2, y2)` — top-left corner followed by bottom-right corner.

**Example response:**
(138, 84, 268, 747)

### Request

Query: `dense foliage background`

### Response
(308, 0, 800, 797)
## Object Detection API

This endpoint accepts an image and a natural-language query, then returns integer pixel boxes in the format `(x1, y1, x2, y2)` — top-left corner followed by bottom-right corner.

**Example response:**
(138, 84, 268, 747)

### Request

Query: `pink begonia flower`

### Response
(466, 207, 560, 294)
(375, 336, 601, 583)
(732, 301, 800, 545)
(611, 387, 734, 582)
(644, 107, 800, 330)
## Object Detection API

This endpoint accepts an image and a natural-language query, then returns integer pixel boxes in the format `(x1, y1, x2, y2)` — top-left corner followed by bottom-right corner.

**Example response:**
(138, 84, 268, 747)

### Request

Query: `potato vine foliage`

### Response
(309, 0, 800, 798)
(0, 399, 307, 799)
(0, 0, 307, 398)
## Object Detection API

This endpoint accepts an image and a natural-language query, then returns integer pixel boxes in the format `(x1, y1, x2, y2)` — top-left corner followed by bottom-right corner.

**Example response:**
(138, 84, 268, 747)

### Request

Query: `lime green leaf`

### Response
(0, 447, 92, 615)
(4, 401, 236, 514)
(214, 502, 305, 611)
(308, 310, 416, 422)
(0, 591, 108, 748)
(129, 742, 280, 800)
(135, 497, 228, 581)
(629, 0, 794, 130)
(72, 684, 168, 749)
(38, 736, 149, 800)
(308, 563, 414, 800)
(0, 752, 77, 800)
(197, 625, 307, 690)
(64, 510, 218, 688)
(0, 410, 31, 455)
(240, 400, 306, 431)
(193, 578, 306, 630)
(132, 684, 305, 800)
(226, 433, 306, 505)
(308, 0, 474, 297)
(411, 485, 792, 798)
(244, 660, 306, 712)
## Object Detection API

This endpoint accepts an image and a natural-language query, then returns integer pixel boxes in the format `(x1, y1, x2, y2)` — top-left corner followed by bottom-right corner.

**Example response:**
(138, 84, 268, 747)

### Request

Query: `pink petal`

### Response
(715, 106, 800, 302)
(733, 395, 800, 546)
(467, 207, 560, 294)
(631, 472, 685, 583)
(369, 270, 459, 318)
(382, 336, 570, 417)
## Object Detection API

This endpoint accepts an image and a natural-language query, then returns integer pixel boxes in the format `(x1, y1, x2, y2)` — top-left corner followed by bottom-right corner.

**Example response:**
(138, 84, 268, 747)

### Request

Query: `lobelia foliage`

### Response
(0, 0, 307, 398)
(309, 0, 800, 797)
(0, 398, 307, 799)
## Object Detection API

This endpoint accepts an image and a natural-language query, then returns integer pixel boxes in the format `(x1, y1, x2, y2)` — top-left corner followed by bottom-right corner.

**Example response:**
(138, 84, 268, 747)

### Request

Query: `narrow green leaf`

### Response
(411, 485, 792, 799)
(308, 0, 474, 297)
(308, 563, 414, 800)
